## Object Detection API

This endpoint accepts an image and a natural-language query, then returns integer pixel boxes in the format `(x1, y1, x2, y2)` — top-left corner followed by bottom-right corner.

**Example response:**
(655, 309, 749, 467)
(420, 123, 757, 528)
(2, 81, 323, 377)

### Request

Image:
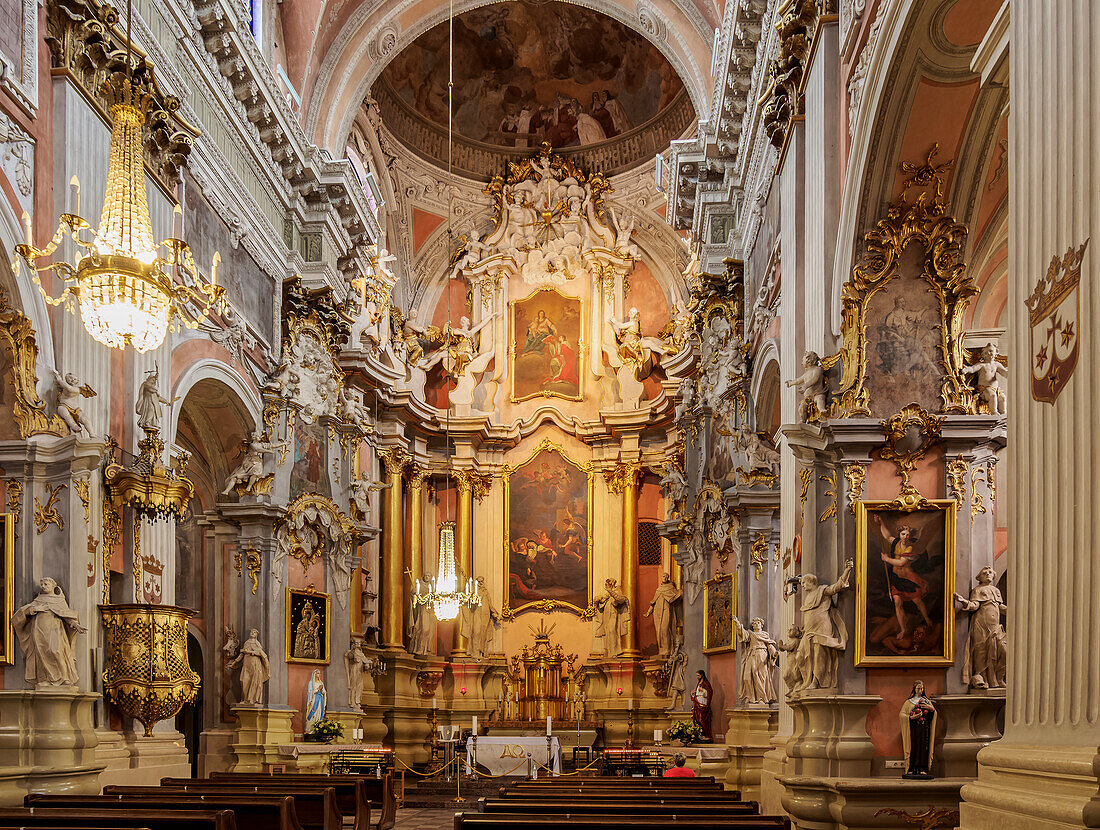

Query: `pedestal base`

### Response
(780, 775, 966, 830)
(932, 692, 1004, 778)
(373, 652, 435, 765)
(95, 730, 191, 788)
(198, 728, 237, 776)
(0, 690, 104, 806)
(785, 692, 880, 778)
(725, 707, 778, 799)
(960, 743, 1100, 829)
(230, 705, 296, 772)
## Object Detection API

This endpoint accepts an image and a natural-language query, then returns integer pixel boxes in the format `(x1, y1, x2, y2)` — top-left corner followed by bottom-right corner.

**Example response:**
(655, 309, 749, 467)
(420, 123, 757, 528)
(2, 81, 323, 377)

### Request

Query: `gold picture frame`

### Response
(509, 286, 585, 403)
(703, 571, 736, 654)
(501, 436, 593, 619)
(855, 497, 956, 667)
(285, 587, 331, 665)
(0, 513, 13, 664)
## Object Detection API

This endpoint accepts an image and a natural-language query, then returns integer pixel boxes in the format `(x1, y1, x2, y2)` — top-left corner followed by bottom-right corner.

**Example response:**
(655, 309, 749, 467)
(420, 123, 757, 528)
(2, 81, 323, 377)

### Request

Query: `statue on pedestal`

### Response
(794, 559, 854, 690)
(776, 625, 808, 695)
(222, 429, 287, 496)
(664, 632, 688, 709)
(954, 566, 1007, 690)
(733, 617, 779, 705)
(899, 680, 937, 779)
(595, 578, 631, 657)
(135, 365, 176, 432)
(409, 586, 436, 657)
(785, 350, 827, 422)
(52, 370, 96, 438)
(344, 637, 369, 712)
(305, 669, 327, 733)
(230, 629, 270, 705)
(645, 573, 683, 658)
(467, 577, 500, 659)
(691, 669, 713, 741)
(12, 577, 85, 688)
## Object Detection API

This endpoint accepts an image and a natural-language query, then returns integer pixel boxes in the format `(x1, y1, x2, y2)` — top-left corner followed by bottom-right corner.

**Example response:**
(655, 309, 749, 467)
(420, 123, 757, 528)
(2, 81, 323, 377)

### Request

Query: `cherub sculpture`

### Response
(786, 350, 828, 422)
(963, 343, 1007, 415)
(52, 369, 96, 438)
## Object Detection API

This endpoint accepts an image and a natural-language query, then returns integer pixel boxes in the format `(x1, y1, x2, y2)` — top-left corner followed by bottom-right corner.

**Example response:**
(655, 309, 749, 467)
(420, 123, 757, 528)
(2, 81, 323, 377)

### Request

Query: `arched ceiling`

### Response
(371, 1, 693, 176)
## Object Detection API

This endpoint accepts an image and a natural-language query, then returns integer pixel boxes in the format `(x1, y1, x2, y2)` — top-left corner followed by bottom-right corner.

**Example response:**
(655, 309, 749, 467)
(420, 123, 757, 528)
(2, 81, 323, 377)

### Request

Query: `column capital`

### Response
(379, 447, 410, 477)
(405, 464, 428, 488)
(604, 461, 642, 494)
(452, 468, 492, 501)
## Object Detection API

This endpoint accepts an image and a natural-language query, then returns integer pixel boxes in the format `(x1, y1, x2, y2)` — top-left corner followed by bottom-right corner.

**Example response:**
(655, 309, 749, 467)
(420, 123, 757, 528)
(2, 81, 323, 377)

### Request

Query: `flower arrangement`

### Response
(665, 721, 704, 745)
(305, 718, 344, 743)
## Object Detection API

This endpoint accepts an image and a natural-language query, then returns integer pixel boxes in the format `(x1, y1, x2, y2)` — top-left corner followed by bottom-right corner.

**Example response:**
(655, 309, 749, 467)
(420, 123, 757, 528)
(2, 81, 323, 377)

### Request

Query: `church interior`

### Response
(0, 0, 1092, 827)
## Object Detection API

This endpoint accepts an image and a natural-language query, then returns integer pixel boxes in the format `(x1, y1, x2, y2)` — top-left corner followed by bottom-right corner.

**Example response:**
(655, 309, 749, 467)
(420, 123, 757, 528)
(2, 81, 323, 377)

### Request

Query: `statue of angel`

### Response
(222, 429, 288, 496)
(52, 369, 96, 438)
(962, 343, 1007, 415)
(350, 476, 389, 522)
(786, 350, 828, 422)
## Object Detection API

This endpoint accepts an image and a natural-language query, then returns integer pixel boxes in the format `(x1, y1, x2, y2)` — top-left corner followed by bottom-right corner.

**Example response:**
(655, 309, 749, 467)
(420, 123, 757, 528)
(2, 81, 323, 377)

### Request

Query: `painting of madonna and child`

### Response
(511, 290, 583, 402)
(855, 501, 956, 667)
(506, 448, 590, 613)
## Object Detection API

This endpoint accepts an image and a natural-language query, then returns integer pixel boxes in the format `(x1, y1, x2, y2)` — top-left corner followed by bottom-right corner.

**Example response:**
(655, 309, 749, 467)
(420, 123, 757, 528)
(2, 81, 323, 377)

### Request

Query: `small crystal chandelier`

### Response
(13, 14, 223, 353)
(413, 521, 480, 621)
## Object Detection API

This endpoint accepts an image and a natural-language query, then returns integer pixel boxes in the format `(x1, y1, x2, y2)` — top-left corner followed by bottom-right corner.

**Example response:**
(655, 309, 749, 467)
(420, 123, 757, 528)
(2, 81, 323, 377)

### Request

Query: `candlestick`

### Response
(546, 715, 552, 736)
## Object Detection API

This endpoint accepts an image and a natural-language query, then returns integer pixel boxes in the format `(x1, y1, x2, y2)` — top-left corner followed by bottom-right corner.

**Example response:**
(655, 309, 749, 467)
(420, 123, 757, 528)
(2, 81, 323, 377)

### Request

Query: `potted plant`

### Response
(304, 717, 344, 744)
(665, 721, 704, 746)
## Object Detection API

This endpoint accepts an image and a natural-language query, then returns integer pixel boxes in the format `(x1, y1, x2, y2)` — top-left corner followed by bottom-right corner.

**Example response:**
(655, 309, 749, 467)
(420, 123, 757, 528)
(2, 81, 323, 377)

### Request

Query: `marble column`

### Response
(404, 466, 426, 630)
(451, 470, 474, 657)
(960, 2, 1100, 827)
(379, 449, 408, 650)
(620, 463, 640, 658)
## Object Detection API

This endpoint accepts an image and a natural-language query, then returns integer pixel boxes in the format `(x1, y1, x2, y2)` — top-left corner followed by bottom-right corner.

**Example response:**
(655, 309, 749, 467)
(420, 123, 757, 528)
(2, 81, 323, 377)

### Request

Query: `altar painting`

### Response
(510, 289, 584, 402)
(504, 444, 591, 614)
(703, 572, 735, 654)
(286, 587, 331, 665)
(290, 421, 329, 499)
(855, 500, 956, 667)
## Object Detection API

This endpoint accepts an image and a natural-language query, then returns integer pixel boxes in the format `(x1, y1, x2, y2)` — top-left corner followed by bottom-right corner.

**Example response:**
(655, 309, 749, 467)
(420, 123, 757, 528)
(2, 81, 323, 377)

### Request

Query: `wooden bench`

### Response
(501, 788, 738, 800)
(513, 776, 722, 786)
(478, 799, 761, 816)
(455, 815, 790, 830)
(0, 807, 236, 830)
(105, 786, 344, 830)
(204, 772, 395, 830)
(26, 793, 306, 830)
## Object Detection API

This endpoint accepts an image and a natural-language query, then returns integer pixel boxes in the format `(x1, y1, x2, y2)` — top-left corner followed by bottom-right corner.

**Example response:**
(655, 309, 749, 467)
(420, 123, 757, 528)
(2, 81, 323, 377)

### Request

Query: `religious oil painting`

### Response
(862, 250, 944, 417)
(0, 513, 12, 664)
(504, 442, 591, 615)
(510, 288, 584, 402)
(855, 500, 956, 667)
(703, 572, 736, 654)
(290, 421, 329, 499)
(286, 588, 331, 665)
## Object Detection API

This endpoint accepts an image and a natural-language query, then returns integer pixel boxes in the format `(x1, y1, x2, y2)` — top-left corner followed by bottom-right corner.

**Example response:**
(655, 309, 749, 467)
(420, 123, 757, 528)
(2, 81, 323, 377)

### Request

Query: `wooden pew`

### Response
(456, 815, 790, 830)
(513, 777, 722, 787)
(478, 799, 761, 817)
(104, 786, 344, 830)
(500, 788, 739, 800)
(0, 807, 236, 830)
(25, 793, 305, 830)
(204, 772, 396, 830)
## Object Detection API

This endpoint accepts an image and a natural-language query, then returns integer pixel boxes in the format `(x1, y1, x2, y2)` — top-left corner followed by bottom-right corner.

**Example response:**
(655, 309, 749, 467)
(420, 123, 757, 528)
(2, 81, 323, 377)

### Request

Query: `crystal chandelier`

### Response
(14, 67, 223, 352)
(413, 521, 480, 621)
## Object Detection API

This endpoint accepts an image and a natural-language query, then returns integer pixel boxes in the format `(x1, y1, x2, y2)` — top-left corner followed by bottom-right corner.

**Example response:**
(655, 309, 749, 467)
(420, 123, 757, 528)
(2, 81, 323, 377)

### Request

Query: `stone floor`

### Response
(394, 807, 467, 830)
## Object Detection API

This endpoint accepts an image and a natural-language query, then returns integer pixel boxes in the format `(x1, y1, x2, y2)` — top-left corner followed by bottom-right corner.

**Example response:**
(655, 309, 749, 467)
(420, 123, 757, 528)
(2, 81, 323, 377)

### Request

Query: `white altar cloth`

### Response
(466, 735, 562, 777)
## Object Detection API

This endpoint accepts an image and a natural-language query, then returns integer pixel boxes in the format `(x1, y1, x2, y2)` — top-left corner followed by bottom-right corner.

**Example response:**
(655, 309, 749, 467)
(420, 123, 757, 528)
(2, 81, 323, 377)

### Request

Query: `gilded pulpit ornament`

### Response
(1027, 239, 1088, 403)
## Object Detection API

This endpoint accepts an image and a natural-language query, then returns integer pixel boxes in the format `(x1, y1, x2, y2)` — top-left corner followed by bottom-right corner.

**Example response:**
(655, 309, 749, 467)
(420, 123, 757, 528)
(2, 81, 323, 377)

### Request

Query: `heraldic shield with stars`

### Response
(1027, 239, 1089, 404)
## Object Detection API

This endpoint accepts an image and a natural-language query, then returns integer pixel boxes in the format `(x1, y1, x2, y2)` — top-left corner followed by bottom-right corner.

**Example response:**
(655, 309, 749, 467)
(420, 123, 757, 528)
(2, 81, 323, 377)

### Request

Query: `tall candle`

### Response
(654, 729, 662, 742)
(546, 715, 552, 736)
(472, 715, 478, 735)
(432, 697, 437, 709)
(629, 698, 634, 709)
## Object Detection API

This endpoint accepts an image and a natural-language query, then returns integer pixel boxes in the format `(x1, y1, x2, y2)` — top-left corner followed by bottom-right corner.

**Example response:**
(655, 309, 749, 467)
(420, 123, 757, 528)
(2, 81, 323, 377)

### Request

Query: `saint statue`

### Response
(466, 577, 500, 659)
(595, 578, 631, 657)
(230, 628, 270, 705)
(794, 560, 854, 690)
(409, 583, 436, 657)
(691, 669, 713, 741)
(344, 637, 369, 712)
(954, 566, 1007, 690)
(665, 633, 688, 709)
(135, 366, 175, 432)
(644, 574, 683, 657)
(293, 601, 322, 660)
(733, 617, 779, 705)
(12, 577, 85, 687)
(305, 669, 327, 733)
(899, 680, 937, 779)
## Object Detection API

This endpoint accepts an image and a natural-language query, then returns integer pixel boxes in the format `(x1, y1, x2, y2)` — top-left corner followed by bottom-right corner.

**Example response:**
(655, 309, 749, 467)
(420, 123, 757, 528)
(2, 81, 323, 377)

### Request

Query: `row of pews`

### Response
(458, 776, 791, 830)
(0, 771, 397, 830)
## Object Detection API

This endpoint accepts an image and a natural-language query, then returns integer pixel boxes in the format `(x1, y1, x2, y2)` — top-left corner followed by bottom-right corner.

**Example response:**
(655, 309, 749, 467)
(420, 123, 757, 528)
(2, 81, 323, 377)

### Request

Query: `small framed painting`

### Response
(702, 571, 736, 654)
(285, 587, 331, 665)
(855, 498, 956, 667)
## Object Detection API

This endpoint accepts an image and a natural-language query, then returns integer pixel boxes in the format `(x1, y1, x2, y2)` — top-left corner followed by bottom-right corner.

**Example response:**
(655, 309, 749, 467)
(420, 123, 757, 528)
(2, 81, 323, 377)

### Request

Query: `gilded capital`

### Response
(379, 447, 410, 477)
(604, 461, 642, 495)
(406, 465, 428, 489)
(452, 469, 492, 500)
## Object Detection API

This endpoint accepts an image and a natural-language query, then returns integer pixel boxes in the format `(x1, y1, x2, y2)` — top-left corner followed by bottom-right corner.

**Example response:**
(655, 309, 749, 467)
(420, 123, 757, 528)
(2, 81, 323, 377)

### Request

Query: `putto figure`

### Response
(786, 350, 828, 422)
(963, 342, 1007, 415)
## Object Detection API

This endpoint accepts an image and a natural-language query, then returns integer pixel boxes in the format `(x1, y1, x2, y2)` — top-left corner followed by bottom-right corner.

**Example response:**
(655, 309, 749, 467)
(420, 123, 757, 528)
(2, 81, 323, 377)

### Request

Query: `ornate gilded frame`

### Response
(854, 497, 956, 668)
(508, 286, 586, 404)
(828, 147, 978, 417)
(0, 513, 12, 664)
(285, 586, 332, 665)
(702, 571, 736, 654)
(501, 436, 593, 618)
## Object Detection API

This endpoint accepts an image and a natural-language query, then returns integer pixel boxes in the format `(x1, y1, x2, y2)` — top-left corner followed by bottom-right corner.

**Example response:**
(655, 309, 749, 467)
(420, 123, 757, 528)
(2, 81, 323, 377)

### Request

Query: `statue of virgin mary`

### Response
(305, 669, 327, 733)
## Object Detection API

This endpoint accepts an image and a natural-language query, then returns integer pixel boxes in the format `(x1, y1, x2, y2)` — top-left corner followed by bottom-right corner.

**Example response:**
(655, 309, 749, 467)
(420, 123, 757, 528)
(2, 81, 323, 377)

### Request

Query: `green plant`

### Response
(665, 721, 704, 744)
(305, 718, 344, 743)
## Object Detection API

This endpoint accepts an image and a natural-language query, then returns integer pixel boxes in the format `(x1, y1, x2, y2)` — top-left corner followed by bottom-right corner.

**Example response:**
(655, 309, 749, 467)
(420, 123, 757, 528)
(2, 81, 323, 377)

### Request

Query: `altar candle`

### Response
(472, 715, 478, 735)
(654, 729, 662, 742)
(546, 716, 552, 736)
(432, 697, 437, 709)
(629, 698, 634, 710)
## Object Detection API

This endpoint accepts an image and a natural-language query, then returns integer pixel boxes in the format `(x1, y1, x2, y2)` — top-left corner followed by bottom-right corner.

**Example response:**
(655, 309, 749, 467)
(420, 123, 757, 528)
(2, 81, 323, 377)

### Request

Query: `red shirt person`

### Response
(663, 753, 696, 777)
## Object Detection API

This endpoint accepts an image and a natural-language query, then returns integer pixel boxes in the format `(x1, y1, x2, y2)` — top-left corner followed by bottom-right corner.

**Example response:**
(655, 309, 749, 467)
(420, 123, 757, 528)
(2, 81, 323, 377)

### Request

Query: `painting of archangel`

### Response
(506, 446, 590, 614)
(510, 289, 583, 402)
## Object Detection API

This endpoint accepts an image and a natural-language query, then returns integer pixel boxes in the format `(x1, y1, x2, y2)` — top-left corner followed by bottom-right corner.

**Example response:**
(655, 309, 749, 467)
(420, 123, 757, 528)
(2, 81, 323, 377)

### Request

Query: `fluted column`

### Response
(379, 449, 408, 650)
(404, 467, 427, 628)
(960, 3, 1100, 827)
(451, 470, 475, 657)
(607, 462, 641, 657)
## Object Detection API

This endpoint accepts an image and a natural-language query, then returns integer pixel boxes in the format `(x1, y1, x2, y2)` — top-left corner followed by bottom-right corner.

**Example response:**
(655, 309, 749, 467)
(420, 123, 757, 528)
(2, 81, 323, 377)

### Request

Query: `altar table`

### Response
(466, 735, 562, 777)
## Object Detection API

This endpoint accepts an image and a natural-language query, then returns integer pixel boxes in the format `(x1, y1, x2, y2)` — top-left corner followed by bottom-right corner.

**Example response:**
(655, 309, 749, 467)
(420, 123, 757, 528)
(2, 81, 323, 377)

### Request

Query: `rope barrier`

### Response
(333, 743, 604, 782)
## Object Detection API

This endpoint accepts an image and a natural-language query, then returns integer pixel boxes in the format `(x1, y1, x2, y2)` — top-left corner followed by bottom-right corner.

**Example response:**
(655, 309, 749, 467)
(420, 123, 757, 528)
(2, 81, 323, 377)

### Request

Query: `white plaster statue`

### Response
(437, 313, 499, 412)
(682, 249, 701, 287)
(659, 461, 688, 509)
(208, 306, 255, 367)
(339, 391, 372, 433)
(608, 206, 639, 258)
(776, 625, 808, 694)
(737, 425, 780, 476)
(135, 366, 174, 432)
(954, 565, 1007, 690)
(344, 637, 369, 711)
(792, 560, 854, 690)
(610, 307, 666, 375)
(674, 377, 696, 422)
(786, 350, 828, 422)
(645, 573, 683, 658)
(465, 577, 500, 659)
(222, 429, 287, 496)
(12, 577, 85, 687)
(963, 343, 1007, 416)
(409, 585, 436, 657)
(697, 314, 745, 408)
(229, 628, 270, 705)
(350, 477, 388, 523)
(665, 633, 688, 709)
(264, 360, 300, 397)
(221, 625, 240, 708)
(305, 669, 327, 733)
(451, 227, 488, 279)
(595, 577, 631, 657)
(52, 369, 96, 438)
(733, 617, 779, 705)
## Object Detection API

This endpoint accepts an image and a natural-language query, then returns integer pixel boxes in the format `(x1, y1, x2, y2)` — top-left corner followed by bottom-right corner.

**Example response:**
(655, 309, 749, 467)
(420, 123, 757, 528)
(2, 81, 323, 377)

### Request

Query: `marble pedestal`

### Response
(726, 707, 778, 798)
(785, 692, 880, 778)
(932, 692, 1004, 778)
(371, 651, 433, 765)
(95, 729, 191, 788)
(0, 689, 104, 806)
(779, 776, 967, 830)
(230, 705, 296, 771)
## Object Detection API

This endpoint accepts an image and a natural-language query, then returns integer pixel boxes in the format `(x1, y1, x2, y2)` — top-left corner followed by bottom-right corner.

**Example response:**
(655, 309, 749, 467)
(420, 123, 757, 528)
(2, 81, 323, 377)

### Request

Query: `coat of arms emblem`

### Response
(1027, 240, 1089, 403)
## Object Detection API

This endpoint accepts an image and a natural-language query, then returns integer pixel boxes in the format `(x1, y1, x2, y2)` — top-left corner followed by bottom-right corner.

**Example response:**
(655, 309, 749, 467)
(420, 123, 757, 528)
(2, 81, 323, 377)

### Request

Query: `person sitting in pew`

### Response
(663, 753, 696, 778)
